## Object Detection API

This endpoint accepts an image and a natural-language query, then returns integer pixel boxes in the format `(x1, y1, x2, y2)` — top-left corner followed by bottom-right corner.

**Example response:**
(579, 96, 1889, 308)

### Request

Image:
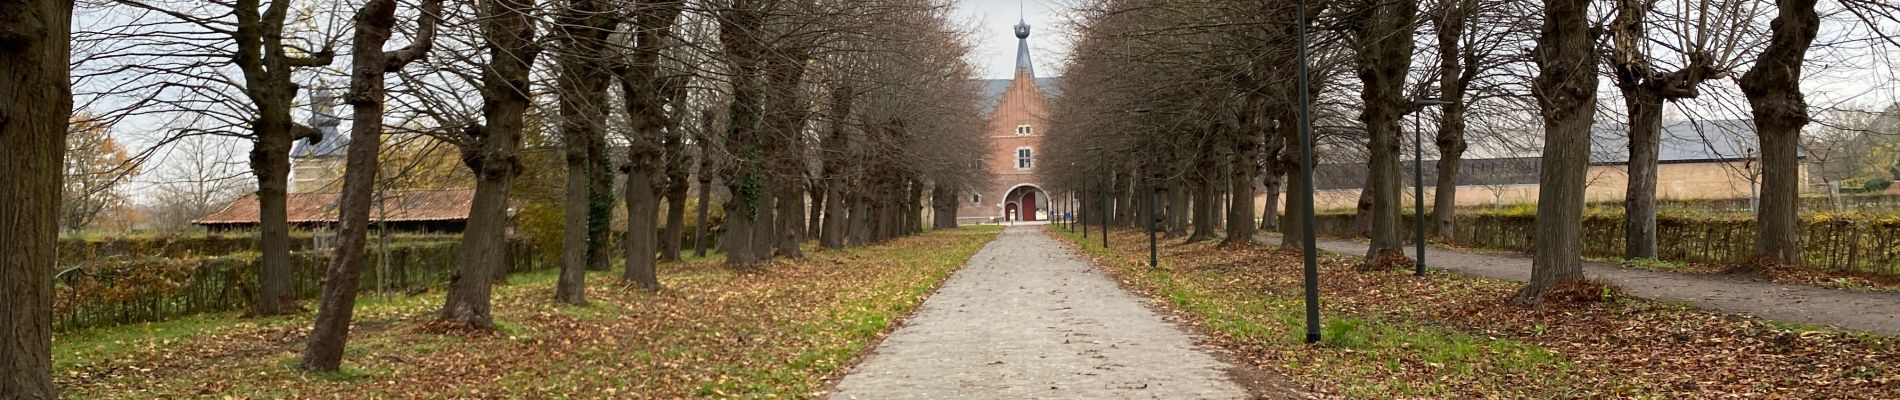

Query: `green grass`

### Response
(1058, 228, 1577, 398)
(56, 225, 1004, 399)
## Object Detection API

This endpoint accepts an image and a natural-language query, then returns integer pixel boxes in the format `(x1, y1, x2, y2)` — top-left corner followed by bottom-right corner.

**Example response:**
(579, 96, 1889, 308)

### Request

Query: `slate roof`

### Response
(193, 189, 475, 226)
(1590, 119, 1763, 164)
(1310, 119, 1792, 190)
(290, 88, 348, 158)
(1313, 157, 1542, 190)
(979, 77, 1061, 115)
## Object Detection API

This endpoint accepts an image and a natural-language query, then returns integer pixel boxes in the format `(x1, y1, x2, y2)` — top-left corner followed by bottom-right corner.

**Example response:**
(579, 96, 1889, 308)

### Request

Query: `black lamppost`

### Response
(1295, 0, 1321, 345)
(1092, 145, 1108, 249)
(1409, 98, 1449, 277)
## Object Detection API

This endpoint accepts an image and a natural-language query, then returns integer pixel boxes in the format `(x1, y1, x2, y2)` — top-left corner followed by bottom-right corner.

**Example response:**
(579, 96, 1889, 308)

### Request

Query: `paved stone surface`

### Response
(830, 225, 1249, 400)
(1261, 233, 1900, 334)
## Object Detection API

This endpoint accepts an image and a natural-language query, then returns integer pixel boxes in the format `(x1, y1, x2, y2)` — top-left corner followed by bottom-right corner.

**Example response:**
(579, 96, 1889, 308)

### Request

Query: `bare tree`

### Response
(437, 0, 541, 329)
(1603, 0, 1761, 259)
(149, 135, 253, 231)
(100, 0, 343, 317)
(1343, 0, 1421, 267)
(553, 0, 616, 305)
(1512, 0, 1597, 306)
(617, 0, 687, 290)
(301, 0, 442, 372)
(1739, 0, 1820, 264)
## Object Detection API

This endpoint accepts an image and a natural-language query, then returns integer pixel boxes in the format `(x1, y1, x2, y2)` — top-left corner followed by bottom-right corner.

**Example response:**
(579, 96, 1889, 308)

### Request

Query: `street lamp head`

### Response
(1411, 98, 1452, 111)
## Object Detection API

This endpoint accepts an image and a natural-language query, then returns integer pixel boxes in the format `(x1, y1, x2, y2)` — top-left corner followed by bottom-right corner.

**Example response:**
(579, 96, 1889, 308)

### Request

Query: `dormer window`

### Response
(972, 194, 983, 204)
(1015, 124, 1033, 136)
(1016, 147, 1034, 170)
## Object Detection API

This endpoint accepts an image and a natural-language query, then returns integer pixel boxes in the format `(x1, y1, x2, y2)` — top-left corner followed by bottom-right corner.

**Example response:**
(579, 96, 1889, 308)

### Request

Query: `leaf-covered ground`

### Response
(1058, 228, 1900, 399)
(53, 225, 1000, 399)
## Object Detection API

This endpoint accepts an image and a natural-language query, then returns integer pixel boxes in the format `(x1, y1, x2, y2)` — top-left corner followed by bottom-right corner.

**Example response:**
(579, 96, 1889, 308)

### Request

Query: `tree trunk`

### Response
(302, 0, 440, 371)
(617, 0, 683, 288)
(1511, 0, 1596, 306)
(822, 184, 849, 248)
(807, 186, 824, 238)
(693, 167, 713, 257)
(586, 130, 613, 271)
(1224, 135, 1256, 246)
(1, 1, 70, 395)
(752, 176, 778, 259)
(251, 140, 296, 316)
(1168, 181, 1189, 237)
(659, 86, 691, 262)
(775, 178, 803, 258)
(623, 168, 660, 289)
(1622, 91, 1663, 259)
(849, 190, 871, 246)
(662, 172, 688, 262)
(1351, 0, 1419, 267)
(553, 0, 614, 303)
(1262, 172, 1282, 231)
(1351, 190, 1372, 237)
(442, 168, 514, 328)
(1280, 134, 1309, 247)
(907, 180, 925, 234)
(1430, 0, 1475, 240)
(232, 0, 332, 318)
(933, 187, 959, 230)
(1189, 171, 1217, 242)
(439, 0, 536, 329)
(1739, 0, 1818, 264)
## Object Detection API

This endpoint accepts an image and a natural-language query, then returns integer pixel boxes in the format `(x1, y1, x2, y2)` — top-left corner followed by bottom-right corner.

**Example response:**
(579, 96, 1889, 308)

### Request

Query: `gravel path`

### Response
(829, 225, 1252, 400)
(1259, 233, 1900, 334)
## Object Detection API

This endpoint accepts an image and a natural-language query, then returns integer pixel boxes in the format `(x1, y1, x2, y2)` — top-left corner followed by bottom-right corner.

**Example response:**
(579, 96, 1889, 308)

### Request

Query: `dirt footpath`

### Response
(1261, 233, 1900, 334)
(829, 225, 1258, 399)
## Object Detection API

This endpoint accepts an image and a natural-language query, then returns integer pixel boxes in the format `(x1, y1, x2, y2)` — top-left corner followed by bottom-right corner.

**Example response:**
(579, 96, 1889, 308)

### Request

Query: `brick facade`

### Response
(957, 23, 1054, 224)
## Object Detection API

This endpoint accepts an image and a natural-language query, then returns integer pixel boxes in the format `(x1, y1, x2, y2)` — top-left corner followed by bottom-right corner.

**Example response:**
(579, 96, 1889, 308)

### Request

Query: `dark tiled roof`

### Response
(1313, 157, 1542, 190)
(979, 77, 1061, 115)
(1590, 119, 1763, 164)
(193, 189, 475, 225)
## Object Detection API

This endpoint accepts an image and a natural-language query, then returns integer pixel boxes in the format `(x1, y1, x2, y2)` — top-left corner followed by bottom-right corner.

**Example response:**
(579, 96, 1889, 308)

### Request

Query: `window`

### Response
(1015, 124, 1033, 136)
(1016, 147, 1034, 170)
(972, 194, 983, 204)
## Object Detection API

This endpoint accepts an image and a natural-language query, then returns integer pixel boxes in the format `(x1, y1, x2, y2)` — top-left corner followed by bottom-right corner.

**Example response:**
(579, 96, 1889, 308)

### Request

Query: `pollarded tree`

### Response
(617, 0, 688, 291)
(1604, 0, 1763, 259)
(1341, 0, 1421, 268)
(1512, 0, 1597, 306)
(435, 0, 542, 330)
(300, 0, 443, 372)
(1739, 0, 1819, 264)
(553, 0, 617, 305)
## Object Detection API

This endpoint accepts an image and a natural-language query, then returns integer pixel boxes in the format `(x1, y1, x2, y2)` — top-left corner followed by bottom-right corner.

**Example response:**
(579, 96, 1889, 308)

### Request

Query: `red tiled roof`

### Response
(194, 189, 475, 225)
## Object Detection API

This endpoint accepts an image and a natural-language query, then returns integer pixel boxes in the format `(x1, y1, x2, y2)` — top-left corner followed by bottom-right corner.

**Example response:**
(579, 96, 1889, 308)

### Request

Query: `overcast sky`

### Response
(956, 0, 1073, 79)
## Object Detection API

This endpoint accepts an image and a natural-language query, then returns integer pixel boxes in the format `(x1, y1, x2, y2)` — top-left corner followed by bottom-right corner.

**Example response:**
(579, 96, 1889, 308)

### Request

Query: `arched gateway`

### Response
(1003, 184, 1049, 221)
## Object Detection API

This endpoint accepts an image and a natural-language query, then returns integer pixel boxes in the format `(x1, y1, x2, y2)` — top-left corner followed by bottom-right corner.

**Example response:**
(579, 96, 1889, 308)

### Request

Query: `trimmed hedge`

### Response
(1315, 211, 1900, 275)
(52, 240, 540, 331)
(56, 232, 462, 264)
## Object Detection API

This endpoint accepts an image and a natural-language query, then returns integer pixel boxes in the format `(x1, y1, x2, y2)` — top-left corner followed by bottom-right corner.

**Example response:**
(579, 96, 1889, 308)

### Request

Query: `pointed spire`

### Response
(1014, 18, 1034, 77)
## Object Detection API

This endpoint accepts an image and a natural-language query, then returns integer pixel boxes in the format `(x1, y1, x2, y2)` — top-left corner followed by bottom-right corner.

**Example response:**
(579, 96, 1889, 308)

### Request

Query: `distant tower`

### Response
(290, 83, 348, 193)
(957, 17, 1056, 224)
(1014, 19, 1035, 77)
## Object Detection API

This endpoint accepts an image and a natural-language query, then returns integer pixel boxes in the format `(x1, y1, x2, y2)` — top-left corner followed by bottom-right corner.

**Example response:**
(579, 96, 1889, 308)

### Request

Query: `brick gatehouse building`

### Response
(957, 19, 1060, 224)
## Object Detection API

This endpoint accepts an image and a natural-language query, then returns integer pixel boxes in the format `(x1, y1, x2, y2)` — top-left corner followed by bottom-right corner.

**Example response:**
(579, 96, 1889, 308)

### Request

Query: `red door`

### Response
(1022, 191, 1039, 221)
